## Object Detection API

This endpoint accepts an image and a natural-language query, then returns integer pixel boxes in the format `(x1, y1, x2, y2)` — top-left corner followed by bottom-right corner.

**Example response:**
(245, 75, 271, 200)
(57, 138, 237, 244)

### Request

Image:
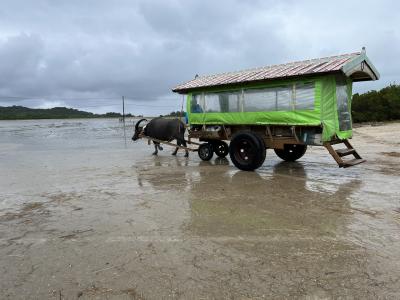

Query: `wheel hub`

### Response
(236, 140, 254, 162)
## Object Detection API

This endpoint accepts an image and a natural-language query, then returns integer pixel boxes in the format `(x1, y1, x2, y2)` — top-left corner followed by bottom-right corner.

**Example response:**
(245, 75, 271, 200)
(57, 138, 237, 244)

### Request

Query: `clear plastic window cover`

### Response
(336, 80, 351, 131)
(191, 83, 315, 113)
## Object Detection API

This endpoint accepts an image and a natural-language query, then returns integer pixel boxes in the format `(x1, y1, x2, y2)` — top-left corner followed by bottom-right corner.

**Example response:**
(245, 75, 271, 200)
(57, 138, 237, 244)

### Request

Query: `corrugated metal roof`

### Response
(172, 52, 361, 93)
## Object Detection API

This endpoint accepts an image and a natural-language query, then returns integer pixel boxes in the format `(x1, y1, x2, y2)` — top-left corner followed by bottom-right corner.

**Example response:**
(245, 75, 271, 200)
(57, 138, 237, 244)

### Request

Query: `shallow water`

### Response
(0, 119, 400, 299)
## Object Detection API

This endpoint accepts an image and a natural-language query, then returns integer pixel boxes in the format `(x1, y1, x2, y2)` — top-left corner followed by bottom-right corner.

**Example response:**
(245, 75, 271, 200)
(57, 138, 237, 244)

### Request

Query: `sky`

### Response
(0, 0, 399, 115)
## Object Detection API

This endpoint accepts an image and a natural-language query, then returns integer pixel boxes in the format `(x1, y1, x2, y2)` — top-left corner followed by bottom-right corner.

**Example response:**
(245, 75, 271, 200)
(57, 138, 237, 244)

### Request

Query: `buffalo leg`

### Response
(152, 142, 158, 155)
(181, 139, 189, 157)
(172, 140, 179, 156)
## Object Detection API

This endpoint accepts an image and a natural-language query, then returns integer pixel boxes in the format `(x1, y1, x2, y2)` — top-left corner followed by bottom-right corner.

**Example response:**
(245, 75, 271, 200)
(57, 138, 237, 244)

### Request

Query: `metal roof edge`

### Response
(364, 55, 380, 79)
(172, 72, 340, 94)
(341, 52, 380, 80)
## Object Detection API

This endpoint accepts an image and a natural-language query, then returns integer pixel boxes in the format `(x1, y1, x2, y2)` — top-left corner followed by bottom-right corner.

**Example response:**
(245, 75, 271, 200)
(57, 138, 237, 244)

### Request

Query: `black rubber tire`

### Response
(252, 133, 267, 169)
(198, 143, 214, 161)
(229, 131, 266, 171)
(213, 141, 229, 158)
(274, 144, 307, 161)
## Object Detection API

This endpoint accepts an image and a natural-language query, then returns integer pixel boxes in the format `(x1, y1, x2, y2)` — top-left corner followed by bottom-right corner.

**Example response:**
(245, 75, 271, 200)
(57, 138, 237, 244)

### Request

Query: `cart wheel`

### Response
(274, 144, 307, 161)
(198, 143, 214, 161)
(213, 141, 229, 158)
(229, 131, 266, 171)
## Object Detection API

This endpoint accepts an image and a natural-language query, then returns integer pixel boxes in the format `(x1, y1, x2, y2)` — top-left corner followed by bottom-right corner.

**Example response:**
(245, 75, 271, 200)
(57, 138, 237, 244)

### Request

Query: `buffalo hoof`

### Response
(184, 153, 189, 158)
(172, 152, 177, 156)
(158, 146, 163, 151)
(152, 152, 158, 156)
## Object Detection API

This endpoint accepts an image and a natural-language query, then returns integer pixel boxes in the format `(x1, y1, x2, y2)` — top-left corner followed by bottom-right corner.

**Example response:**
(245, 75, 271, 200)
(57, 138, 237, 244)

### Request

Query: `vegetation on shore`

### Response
(1, 84, 399, 121)
(352, 84, 400, 123)
(0, 106, 134, 120)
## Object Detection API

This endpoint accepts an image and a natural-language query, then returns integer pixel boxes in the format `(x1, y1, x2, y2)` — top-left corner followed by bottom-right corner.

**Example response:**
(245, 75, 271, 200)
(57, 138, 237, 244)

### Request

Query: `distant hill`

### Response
(0, 106, 133, 120)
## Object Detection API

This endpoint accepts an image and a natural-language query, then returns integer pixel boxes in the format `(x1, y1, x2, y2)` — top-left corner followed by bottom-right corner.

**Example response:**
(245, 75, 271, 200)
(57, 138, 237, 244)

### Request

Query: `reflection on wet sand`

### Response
(188, 162, 361, 238)
(136, 159, 395, 298)
(137, 159, 361, 239)
(137, 156, 190, 189)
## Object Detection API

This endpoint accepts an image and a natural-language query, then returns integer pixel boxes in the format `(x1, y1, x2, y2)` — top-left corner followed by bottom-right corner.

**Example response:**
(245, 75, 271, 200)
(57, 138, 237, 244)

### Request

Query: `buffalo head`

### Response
(132, 118, 147, 141)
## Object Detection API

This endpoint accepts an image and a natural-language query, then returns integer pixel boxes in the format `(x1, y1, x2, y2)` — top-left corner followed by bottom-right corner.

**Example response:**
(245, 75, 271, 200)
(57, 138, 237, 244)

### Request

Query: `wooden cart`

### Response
(171, 48, 380, 171)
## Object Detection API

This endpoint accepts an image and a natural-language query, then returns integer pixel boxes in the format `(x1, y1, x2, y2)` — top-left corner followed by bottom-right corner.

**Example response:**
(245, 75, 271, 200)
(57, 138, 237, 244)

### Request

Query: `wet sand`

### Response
(0, 119, 399, 299)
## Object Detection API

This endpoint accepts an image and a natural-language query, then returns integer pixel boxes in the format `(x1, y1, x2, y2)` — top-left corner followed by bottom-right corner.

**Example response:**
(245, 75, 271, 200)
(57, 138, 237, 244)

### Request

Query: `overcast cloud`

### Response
(0, 0, 398, 115)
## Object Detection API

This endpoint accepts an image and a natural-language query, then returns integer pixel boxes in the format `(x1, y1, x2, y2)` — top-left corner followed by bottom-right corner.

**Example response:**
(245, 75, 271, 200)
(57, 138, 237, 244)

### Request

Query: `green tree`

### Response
(352, 84, 400, 122)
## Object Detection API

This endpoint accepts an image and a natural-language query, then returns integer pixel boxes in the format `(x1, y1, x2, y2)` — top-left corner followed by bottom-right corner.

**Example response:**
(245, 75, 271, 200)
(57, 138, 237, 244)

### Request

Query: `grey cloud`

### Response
(0, 0, 398, 115)
(0, 34, 45, 91)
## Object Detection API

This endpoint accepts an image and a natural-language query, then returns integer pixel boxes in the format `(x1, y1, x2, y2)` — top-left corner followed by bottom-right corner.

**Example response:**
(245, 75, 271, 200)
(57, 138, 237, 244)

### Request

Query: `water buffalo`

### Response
(132, 118, 189, 157)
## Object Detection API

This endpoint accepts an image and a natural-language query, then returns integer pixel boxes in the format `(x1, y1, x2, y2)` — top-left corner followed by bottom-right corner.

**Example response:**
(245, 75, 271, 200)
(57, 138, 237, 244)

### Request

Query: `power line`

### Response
(0, 95, 182, 101)
(0, 94, 184, 111)
(72, 103, 177, 109)
(77, 104, 121, 108)
(0, 95, 120, 100)
(0, 96, 180, 106)
(125, 103, 176, 108)
(1, 102, 178, 108)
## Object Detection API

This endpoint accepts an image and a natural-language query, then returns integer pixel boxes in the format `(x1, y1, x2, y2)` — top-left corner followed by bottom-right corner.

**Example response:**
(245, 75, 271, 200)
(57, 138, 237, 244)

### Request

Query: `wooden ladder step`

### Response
(327, 139, 344, 145)
(341, 158, 366, 168)
(336, 148, 356, 157)
(324, 139, 365, 168)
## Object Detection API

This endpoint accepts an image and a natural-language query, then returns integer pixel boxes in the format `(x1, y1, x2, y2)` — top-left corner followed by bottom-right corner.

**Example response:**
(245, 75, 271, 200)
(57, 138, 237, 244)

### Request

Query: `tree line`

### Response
(0, 106, 135, 120)
(352, 84, 400, 122)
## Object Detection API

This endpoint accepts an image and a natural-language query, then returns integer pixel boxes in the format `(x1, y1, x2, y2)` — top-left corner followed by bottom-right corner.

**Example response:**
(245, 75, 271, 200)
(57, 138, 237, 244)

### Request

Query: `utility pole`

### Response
(122, 96, 125, 123)
(122, 95, 127, 147)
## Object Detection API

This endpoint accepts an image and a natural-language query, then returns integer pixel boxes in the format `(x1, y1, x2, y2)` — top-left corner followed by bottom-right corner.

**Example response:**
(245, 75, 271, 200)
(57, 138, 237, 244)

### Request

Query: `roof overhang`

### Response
(341, 51, 380, 81)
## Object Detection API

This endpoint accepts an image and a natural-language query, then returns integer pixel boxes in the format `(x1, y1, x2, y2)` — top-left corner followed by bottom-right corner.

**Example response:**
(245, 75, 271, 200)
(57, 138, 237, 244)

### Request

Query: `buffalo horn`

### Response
(135, 118, 148, 131)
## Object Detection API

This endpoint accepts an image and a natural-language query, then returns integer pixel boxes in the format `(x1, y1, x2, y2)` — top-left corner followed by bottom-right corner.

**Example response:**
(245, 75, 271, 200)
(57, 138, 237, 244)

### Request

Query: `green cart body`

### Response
(172, 48, 379, 170)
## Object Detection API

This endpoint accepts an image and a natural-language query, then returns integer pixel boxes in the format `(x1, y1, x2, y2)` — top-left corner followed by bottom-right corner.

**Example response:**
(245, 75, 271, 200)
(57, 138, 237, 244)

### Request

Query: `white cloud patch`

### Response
(35, 101, 68, 109)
